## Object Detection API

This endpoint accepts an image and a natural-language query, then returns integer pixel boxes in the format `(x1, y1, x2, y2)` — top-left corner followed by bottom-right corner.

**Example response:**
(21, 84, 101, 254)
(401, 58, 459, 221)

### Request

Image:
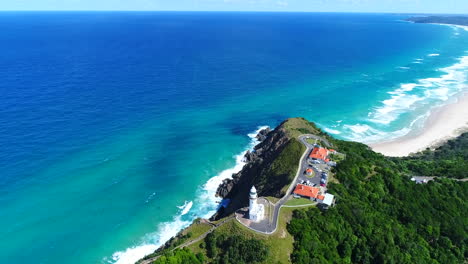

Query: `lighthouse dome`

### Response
(250, 186, 257, 196)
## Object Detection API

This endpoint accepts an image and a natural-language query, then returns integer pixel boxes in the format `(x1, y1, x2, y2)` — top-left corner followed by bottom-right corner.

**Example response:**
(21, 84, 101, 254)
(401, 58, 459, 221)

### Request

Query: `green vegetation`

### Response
(256, 118, 331, 196)
(288, 139, 468, 264)
(265, 196, 280, 204)
(187, 207, 299, 264)
(261, 138, 305, 196)
(203, 232, 269, 264)
(139, 118, 467, 264)
(328, 152, 345, 163)
(152, 248, 204, 264)
(281, 118, 331, 141)
(394, 132, 468, 179)
(138, 220, 212, 263)
(284, 198, 315, 207)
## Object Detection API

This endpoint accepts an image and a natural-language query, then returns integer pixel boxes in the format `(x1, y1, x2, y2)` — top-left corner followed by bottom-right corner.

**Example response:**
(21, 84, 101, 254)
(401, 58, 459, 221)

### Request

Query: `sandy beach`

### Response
(370, 92, 468, 157)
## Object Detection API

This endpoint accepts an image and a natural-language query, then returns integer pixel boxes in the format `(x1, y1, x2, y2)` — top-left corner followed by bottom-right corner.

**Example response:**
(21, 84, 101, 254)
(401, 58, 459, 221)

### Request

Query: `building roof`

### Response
(306, 168, 313, 173)
(317, 195, 325, 201)
(309, 147, 329, 162)
(322, 193, 335, 206)
(293, 184, 320, 199)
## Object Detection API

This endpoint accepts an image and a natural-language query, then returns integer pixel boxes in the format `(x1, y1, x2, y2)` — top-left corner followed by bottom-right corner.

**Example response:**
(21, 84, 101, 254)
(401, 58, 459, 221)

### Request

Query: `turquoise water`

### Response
(1, 12, 468, 264)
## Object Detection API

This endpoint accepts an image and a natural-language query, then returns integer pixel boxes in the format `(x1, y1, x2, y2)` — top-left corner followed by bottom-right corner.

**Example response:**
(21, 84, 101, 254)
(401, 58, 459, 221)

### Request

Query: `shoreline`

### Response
(370, 92, 468, 157)
(110, 126, 268, 264)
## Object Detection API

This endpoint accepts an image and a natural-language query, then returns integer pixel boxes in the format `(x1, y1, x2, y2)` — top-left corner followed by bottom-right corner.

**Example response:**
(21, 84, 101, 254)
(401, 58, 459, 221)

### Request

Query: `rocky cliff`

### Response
(211, 118, 322, 220)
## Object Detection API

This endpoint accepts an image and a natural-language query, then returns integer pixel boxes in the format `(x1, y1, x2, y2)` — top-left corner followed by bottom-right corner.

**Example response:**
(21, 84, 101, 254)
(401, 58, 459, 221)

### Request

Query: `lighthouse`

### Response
(249, 186, 264, 222)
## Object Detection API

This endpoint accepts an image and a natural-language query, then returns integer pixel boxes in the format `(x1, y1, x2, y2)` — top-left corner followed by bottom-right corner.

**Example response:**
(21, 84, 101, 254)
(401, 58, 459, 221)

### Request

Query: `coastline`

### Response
(370, 92, 468, 157)
(110, 126, 268, 264)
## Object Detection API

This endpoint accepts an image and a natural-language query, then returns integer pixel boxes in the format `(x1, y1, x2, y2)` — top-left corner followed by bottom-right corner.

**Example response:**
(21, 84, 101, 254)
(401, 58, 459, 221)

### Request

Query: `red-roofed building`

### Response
(293, 184, 320, 199)
(309, 147, 330, 162)
(317, 194, 325, 201)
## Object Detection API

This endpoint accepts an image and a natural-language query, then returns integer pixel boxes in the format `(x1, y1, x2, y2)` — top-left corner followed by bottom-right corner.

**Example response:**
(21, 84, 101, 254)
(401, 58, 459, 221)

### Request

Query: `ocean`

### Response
(0, 12, 467, 264)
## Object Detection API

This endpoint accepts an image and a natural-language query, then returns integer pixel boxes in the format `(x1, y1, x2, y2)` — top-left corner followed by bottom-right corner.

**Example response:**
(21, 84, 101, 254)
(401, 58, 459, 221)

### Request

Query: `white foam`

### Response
(428, 53, 440, 57)
(341, 55, 468, 144)
(323, 127, 341, 135)
(398, 66, 411, 70)
(436, 23, 468, 32)
(107, 126, 269, 264)
(109, 213, 192, 264)
(178, 201, 193, 216)
(371, 55, 468, 126)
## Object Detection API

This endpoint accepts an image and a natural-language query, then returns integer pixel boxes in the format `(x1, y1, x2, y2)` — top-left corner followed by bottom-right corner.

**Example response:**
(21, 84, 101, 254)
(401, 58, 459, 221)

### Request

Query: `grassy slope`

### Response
(139, 118, 336, 263)
(284, 198, 315, 207)
(186, 207, 308, 264)
(261, 117, 327, 196)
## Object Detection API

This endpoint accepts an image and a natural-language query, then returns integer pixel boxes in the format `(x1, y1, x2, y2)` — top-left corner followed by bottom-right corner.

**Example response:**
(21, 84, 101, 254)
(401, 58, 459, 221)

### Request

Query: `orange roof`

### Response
(309, 147, 328, 161)
(329, 149, 336, 152)
(293, 184, 320, 199)
(317, 195, 325, 201)
(306, 168, 313, 173)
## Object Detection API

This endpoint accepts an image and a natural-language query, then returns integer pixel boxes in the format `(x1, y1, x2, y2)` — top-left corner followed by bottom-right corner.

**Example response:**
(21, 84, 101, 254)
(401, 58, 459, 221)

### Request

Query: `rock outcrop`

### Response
(212, 122, 293, 220)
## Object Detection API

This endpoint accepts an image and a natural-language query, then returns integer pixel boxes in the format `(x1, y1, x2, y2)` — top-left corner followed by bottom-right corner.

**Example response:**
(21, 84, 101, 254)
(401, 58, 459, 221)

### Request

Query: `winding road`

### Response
(139, 134, 331, 263)
(235, 134, 330, 234)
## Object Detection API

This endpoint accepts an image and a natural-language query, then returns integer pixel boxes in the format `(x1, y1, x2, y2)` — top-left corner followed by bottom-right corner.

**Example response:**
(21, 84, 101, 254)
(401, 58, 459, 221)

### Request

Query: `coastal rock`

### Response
(212, 121, 293, 220)
(256, 127, 271, 141)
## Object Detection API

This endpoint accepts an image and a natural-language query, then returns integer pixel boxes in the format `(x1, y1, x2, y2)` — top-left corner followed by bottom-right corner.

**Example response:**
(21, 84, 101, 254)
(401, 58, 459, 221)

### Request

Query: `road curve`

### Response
(140, 134, 330, 263)
(237, 134, 329, 235)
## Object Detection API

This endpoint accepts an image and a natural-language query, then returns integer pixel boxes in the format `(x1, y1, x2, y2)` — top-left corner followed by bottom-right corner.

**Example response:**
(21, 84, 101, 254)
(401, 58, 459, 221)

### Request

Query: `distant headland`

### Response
(406, 15, 468, 26)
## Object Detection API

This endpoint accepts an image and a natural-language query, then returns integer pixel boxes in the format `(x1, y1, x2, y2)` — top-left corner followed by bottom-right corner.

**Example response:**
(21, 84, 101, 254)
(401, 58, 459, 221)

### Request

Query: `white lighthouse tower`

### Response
(249, 186, 264, 222)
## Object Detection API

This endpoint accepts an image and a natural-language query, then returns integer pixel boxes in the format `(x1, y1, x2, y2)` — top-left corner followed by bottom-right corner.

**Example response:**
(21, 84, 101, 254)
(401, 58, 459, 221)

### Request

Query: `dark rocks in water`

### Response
(214, 127, 272, 199)
(216, 178, 234, 198)
(256, 127, 271, 141)
(211, 123, 292, 220)
(243, 150, 258, 163)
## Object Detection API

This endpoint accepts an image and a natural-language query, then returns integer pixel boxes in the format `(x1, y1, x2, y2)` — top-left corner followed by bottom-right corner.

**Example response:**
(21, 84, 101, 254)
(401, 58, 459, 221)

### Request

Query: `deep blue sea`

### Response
(1, 12, 467, 264)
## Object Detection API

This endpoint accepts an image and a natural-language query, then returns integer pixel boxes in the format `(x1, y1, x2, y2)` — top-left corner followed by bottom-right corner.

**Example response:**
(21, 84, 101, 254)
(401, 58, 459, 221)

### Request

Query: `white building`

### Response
(249, 186, 264, 222)
(322, 193, 335, 208)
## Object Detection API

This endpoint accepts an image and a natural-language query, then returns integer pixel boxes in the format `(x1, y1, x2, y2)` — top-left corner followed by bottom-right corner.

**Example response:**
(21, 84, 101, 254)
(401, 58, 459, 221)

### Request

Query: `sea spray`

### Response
(108, 126, 269, 264)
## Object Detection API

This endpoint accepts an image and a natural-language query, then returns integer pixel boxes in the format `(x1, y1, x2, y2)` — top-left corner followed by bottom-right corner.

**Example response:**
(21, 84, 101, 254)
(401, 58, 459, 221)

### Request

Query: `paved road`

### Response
(140, 134, 333, 263)
(236, 134, 330, 235)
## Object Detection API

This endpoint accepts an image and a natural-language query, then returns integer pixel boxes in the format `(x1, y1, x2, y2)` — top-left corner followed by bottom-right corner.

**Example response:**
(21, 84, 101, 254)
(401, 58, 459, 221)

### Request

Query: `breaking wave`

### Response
(338, 55, 468, 143)
(107, 126, 268, 264)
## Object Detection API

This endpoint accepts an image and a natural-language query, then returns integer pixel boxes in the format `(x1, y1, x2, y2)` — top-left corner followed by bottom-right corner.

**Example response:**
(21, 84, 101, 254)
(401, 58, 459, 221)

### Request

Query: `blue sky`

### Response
(1, 0, 467, 13)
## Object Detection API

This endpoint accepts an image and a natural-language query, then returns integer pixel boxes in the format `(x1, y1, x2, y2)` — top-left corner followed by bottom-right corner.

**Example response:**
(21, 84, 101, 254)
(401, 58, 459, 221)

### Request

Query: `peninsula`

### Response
(406, 15, 468, 26)
(138, 117, 467, 264)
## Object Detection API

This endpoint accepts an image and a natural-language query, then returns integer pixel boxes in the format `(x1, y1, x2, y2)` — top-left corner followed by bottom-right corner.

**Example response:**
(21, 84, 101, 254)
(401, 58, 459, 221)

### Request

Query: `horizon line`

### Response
(0, 10, 466, 15)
